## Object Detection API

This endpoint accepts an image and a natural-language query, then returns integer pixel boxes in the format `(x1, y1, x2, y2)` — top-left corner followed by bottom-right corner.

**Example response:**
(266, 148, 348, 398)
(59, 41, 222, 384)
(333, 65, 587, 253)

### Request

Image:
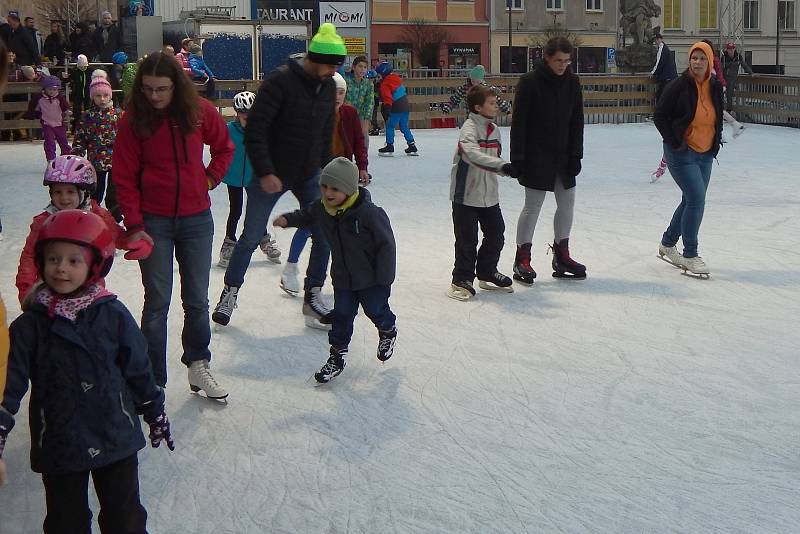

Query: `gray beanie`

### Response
(321, 157, 359, 196)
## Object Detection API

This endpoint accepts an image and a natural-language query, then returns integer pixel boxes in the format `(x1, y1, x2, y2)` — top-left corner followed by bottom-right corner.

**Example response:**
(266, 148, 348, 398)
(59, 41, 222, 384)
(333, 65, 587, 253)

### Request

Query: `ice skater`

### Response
(273, 158, 397, 383)
(653, 41, 724, 279)
(509, 36, 587, 283)
(218, 91, 281, 268)
(0, 209, 173, 532)
(26, 75, 71, 163)
(376, 62, 418, 156)
(447, 85, 515, 301)
(649, 33, 677, 182)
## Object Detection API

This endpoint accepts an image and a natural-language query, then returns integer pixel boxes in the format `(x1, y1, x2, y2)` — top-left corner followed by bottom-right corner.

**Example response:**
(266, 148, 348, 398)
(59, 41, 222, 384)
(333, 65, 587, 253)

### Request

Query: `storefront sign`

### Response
(449, 45, 479, 56)
(344, 37, 366, 54)
(257, 1, 316, 22)
(319, 2, 367, 28)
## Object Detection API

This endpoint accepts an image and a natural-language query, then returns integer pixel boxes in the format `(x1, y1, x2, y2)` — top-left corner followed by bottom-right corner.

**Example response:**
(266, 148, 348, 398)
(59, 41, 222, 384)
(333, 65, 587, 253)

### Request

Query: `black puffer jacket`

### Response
(1, 296, 164, 474)
(1, 24, 39, 66)
(654, 71, 725, 157)
(282, 188, 396, 291)
(510, 61, 584, 191)
(246, 57, 335, 187)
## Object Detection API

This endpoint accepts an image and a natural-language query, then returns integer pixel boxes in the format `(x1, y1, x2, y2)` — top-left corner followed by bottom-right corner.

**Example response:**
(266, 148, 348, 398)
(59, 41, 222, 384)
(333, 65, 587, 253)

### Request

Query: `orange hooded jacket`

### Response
(684, 42, 717, 153)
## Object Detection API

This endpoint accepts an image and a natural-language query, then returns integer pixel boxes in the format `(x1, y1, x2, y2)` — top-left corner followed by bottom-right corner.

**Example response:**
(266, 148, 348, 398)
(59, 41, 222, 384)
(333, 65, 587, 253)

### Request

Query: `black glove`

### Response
(0, 423, 9, 459)
(501, 163, 514, 177)
(144, 412, 174, 451)
(567, 158, 582, 177)
(511, 161, 524, 179)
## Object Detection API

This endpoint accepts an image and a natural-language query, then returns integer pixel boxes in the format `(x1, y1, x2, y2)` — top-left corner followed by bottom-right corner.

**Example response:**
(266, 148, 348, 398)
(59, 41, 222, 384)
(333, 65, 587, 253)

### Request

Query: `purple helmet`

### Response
(43, 155, 97, 191)
(41, 75, 61, 90)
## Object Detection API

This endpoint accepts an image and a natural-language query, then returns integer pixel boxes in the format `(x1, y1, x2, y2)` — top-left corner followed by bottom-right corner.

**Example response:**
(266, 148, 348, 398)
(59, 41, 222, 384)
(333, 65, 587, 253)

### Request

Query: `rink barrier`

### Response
(4, 75, 798, 135)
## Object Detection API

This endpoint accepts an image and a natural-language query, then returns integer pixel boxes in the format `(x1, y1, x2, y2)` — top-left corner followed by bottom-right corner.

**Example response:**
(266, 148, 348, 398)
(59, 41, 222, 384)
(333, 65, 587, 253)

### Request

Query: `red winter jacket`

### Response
(16, 201, 125, 303)
(335, 104, 368, 172)
(112, 98, 234, 231)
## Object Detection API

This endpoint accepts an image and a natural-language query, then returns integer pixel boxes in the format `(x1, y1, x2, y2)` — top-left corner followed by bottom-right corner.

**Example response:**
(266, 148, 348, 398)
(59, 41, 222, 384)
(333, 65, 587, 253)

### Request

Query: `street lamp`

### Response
(776, 3, 783, 74)
(507, 0, 513, 73)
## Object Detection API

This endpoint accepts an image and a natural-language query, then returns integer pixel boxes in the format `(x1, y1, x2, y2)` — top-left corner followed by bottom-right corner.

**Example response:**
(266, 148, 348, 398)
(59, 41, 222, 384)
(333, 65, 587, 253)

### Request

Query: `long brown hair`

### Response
(0, 40, 8, 96)
(126, 51, 201, 138)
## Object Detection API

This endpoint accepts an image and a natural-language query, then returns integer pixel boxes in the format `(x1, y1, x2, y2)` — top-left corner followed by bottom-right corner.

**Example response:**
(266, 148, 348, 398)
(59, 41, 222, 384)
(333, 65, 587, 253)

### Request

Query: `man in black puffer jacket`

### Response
(213, 23, 346, 330)
(509, 36, 586, 283)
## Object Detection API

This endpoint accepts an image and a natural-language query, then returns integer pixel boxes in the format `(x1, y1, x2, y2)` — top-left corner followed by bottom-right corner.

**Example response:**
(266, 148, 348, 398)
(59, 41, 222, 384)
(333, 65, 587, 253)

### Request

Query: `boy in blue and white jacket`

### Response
(448, 85, 516, 301)
(218, 91, 280, 267)
(0, 209, 173, 532)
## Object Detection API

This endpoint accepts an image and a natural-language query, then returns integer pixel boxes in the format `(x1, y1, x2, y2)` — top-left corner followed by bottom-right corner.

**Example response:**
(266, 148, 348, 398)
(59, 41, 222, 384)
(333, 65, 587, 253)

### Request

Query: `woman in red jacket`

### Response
(112, 52, 234, 399)
(280, 72, 368, 295)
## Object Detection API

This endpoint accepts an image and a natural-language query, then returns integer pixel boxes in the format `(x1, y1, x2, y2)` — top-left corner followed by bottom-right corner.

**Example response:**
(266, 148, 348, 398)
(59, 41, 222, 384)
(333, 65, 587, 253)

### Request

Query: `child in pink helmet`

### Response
(16, 155, 125, 303)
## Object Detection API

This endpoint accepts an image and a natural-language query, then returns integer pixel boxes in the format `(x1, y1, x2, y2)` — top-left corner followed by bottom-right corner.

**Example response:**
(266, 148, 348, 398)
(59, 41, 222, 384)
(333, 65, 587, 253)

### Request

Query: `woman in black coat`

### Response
(509, 36, 586, 283)
(42, 21, 66, 65)
(66, 23, 95, 61)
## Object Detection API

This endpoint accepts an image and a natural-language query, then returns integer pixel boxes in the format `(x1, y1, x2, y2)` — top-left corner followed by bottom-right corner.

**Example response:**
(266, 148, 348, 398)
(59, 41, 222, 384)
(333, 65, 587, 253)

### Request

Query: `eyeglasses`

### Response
(141, 84, 174, 95)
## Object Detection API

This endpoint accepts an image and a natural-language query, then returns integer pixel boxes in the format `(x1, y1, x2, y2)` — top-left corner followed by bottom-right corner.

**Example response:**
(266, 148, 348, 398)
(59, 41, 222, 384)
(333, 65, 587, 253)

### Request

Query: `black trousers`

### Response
(41, 454, 148, 534)
(452, 202, 505, 282)
(225, 185, 269, 241)
(93, 169, 122, 222)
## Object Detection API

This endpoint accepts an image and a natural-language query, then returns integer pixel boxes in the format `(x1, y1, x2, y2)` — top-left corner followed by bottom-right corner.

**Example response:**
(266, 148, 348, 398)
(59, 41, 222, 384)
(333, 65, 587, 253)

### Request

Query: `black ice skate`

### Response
(477, 272, 514, 293)
(513, 244, 537, 285)
(303, 287, 333, 330)
(447, 279, 476, 301)
(315, 346, 347, 384)
(377, 326, 397, 362)
(212, 285, 239, 325)
(404, 143, 418, 156)
(550, 239, 587, 280)
(378, 144, 394, 156)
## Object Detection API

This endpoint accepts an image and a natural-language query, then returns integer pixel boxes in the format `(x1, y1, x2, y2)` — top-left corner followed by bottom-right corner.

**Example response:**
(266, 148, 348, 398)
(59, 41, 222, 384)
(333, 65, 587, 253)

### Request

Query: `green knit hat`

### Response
(469, 65, 485, 82)
(307, 23, 347, 66)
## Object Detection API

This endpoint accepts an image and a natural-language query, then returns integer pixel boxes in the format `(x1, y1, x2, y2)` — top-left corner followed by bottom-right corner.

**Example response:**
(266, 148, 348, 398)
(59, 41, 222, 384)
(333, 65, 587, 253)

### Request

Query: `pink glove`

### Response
(124, 239, 154, 260)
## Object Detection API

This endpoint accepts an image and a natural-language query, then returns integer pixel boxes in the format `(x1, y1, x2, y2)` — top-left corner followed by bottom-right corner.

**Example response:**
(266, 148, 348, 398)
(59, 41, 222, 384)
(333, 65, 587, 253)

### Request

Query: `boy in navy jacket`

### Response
(273, 157, 397, 383)
(0, 210, 173, 532)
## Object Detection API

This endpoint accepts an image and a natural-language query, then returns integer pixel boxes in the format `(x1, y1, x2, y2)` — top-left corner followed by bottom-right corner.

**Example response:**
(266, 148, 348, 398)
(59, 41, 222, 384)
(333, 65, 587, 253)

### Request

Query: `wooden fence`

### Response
(3, 75, 798, 135)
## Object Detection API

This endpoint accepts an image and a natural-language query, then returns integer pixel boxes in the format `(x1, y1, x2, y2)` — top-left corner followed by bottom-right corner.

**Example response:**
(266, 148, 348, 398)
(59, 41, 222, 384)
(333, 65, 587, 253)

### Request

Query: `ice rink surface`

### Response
(1, 122, 798, 533)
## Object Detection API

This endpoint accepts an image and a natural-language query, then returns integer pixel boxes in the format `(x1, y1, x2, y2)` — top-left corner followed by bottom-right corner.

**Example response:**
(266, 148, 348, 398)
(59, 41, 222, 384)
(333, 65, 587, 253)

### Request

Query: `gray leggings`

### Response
(516, 180, 576, 245)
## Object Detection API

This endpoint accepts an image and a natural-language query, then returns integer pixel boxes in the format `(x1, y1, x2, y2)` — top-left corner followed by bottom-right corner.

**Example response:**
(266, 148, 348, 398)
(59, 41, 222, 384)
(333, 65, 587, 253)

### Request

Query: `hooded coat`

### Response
(510, 60, 584, 191)
(654, 42, 725, 158)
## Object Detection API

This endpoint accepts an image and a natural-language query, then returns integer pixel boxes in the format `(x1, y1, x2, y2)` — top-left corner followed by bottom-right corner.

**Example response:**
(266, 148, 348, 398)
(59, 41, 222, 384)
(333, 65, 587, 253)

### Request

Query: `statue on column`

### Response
(617, 0, 662, 71)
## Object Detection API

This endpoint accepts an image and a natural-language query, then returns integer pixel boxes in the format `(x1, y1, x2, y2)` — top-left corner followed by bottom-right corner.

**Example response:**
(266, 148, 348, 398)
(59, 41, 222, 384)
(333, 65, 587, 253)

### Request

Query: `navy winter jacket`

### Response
(283, 188, 396, 291)
(0, 296, 165, 474)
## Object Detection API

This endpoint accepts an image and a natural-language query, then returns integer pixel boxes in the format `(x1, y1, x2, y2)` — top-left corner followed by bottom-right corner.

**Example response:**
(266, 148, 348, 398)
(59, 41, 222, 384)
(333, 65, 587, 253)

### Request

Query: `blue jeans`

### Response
(385, 111, 415, 146)
(287, 228, 311, 263)
(661, 144, 713, 258)
(329, 285, 396, 348)
(139, 210, 214, 386)
(224, 173, 329, 290)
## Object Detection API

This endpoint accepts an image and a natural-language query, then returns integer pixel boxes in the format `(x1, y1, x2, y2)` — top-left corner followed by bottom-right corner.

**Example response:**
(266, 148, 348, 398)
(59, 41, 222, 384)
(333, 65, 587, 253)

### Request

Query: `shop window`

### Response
(506, 0, 524, 10)
(500, 46, 528, 73)
(575, 47, 606, 73)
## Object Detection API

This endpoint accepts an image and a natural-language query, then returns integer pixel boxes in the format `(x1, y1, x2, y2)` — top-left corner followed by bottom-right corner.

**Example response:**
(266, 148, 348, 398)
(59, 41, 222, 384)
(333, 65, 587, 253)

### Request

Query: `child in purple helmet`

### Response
(16, 155, 125, 303)
(26, 75, 72, 162)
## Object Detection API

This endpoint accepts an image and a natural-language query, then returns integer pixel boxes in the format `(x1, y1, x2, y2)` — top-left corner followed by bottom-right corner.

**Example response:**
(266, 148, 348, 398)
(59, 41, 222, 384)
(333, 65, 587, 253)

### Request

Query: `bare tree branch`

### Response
(399, 18, 451, 69)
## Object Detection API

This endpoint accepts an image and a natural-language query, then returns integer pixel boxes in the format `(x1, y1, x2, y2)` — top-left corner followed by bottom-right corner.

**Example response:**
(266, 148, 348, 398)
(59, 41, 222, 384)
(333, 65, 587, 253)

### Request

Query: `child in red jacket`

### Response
(16, 155, 124, 303)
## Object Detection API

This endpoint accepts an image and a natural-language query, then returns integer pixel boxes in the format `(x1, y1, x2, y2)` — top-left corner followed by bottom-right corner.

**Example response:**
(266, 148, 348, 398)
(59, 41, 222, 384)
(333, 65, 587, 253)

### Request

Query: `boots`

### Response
(315, 346, 347, 383)
(513, 244, 536, 285)
(550, 239, 587, 280)
(378, 144, 394, 156)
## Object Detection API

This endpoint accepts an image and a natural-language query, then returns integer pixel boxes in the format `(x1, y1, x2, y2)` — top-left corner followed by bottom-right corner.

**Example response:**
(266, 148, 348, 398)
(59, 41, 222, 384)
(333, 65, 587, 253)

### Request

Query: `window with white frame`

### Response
(586, 0, 602, 10)
(546, 0, 564, 11)
(744, 0, 759, 29)
(699, 0, 718, 29)
(779, 0, 796, 29)
(506, 0, 524, 10)
(663, 0, 681, 29)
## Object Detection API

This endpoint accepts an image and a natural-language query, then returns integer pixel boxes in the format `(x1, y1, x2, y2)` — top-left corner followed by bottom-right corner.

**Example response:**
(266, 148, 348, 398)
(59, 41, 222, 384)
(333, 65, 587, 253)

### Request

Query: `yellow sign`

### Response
(344, 37, 366, 54)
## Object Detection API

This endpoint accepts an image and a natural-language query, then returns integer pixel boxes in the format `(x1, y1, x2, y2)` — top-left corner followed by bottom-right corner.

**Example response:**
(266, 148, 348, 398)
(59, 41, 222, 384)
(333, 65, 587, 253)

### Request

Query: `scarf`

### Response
(36, 283, 112, 322)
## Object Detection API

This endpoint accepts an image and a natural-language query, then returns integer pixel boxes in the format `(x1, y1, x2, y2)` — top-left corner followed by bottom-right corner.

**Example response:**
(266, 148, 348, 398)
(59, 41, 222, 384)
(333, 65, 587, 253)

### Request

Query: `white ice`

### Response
(0, 122, 799, 533)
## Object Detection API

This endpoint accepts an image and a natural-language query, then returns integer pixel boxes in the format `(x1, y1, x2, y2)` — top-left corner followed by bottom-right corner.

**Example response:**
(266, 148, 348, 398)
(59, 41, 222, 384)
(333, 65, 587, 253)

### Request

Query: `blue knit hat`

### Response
(375, 62, 392, 76)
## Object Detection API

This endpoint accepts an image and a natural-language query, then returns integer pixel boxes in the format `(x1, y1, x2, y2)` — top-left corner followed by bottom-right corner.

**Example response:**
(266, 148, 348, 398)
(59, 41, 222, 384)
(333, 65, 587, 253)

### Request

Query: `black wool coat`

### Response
(510, 61, 584, 191)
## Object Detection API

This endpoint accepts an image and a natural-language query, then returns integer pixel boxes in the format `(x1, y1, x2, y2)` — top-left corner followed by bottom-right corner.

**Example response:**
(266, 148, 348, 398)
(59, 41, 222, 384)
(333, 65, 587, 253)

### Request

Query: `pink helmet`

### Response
(43, 155, 97, 191)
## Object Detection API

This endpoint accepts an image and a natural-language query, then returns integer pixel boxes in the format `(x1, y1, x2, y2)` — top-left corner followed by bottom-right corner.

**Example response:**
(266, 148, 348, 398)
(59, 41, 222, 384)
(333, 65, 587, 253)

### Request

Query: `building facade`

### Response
(371, 0, 491, 71)
(489, 0, 619, 73)
(653, 0, 800, 75)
